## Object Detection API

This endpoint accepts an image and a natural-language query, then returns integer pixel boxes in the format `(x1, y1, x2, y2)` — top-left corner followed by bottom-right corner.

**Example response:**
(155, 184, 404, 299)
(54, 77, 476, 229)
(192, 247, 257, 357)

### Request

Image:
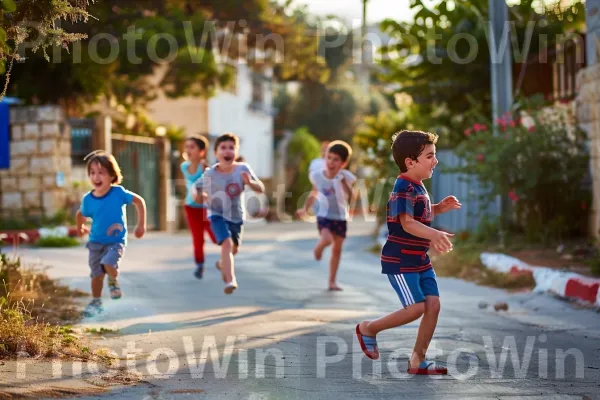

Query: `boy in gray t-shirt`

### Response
(195, 133, 265, 295)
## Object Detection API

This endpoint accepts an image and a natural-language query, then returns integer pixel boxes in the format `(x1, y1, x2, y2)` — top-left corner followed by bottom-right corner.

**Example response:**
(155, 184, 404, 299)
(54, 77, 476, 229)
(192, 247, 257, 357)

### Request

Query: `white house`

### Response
(147, 63, 275, 181)
(207, 64, 275, 179)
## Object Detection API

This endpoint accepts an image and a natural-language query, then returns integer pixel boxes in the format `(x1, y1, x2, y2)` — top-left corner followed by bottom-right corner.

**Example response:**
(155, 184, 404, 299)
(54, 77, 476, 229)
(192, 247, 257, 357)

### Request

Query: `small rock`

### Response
(478, 301, 488, 309)
(494, 302, 509, 312)
(460, 353, 480, 362)
(556, 244, 565, 254)
(17, 351, 31, 358)
(560, 254, 574, 260)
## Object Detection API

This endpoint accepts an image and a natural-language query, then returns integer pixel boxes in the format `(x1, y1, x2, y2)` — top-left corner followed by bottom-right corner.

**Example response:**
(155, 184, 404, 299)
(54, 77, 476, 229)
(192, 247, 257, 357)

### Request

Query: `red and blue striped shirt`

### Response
(381, 175, 433, 274)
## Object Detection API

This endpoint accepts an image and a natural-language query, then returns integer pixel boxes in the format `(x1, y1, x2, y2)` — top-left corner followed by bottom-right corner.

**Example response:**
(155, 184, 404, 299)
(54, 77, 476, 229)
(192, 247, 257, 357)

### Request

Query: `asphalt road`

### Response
(11, 219, 600, 399)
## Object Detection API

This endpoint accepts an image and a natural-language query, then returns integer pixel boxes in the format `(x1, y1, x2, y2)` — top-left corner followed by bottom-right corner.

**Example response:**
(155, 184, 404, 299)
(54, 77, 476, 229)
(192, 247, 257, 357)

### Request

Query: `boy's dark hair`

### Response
(187, 134, 209, 150)
(327, 140, 352, 163)
(84, 150, 123, 184)
(214, 133, 239, 151)
(391, 130, 438, 173)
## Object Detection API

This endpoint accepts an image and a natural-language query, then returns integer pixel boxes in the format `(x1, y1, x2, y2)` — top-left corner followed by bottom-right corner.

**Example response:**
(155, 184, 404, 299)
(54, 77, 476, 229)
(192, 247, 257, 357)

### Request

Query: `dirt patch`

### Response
(431, 243, 536, 291)
(508, 247, 594, 276)
(83, 367, 143, 387)
(0, 387, 107, 399)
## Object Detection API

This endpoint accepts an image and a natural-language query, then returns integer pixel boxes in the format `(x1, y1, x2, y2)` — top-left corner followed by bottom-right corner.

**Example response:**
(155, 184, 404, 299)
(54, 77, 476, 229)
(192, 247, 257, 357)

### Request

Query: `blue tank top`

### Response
(181, 161, 206, 208)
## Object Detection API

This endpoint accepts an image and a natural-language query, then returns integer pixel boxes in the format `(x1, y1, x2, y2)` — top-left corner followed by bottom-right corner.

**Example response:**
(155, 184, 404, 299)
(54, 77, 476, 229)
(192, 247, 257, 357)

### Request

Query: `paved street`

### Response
(6, 219, 600, 399)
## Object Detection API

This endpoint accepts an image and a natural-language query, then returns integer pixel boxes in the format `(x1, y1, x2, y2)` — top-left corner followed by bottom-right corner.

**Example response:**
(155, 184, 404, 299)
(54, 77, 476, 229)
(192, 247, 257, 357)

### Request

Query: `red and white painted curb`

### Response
(0, 226, 79, 244)
(481, 252, 600, 307)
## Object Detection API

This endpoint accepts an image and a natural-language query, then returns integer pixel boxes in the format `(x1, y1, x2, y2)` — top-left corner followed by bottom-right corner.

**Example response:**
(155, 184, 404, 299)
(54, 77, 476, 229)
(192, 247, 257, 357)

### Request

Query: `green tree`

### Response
(4, 0, 329, 112)
(276, 14, 391, 141)
(285, 126, 320, 213)
(0, 0, 93, 99)
(378, 0, 585, 144)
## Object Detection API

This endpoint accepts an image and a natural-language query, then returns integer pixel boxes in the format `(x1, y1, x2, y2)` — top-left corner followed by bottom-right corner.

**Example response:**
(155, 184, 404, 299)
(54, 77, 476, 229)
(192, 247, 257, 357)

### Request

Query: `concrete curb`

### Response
(481, 252, 600, 306)
(0, 226, 79, 244)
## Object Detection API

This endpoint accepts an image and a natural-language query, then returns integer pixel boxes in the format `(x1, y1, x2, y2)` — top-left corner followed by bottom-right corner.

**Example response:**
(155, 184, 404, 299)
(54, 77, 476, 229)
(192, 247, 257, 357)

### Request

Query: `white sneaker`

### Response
(224, 281, 238, 295)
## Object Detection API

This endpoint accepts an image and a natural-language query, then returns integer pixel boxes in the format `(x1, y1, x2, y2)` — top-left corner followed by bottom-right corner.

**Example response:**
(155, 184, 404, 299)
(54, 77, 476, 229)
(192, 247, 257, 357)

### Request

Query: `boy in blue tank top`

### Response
(76, 151, 147, 317)
(355, 130, 461, 375)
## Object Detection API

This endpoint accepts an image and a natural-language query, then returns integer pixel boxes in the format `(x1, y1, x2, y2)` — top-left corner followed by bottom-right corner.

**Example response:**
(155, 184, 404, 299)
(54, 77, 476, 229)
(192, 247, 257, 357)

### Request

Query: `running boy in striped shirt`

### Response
(355, 130, 461, 375)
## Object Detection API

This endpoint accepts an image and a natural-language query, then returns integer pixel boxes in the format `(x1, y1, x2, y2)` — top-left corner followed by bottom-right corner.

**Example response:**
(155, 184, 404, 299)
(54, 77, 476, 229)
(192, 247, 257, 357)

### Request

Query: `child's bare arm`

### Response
(340, 175, 354, 200)
(195, 191, 209, 203)
(297, 186, 318, 217)
(432, 196, 461, 216)
(131, 193, 147, 238)
(400, 214, 453, 253)
(247, 178, 265, 193)
(241, 172, 265, 193)
(75, 209, 89, 235)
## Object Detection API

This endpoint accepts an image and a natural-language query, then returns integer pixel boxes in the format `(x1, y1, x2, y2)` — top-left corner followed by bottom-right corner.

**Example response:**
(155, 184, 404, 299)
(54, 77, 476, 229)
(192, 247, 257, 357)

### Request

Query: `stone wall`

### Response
(0, 106, 72, 219)
(577, 64, 600, 238)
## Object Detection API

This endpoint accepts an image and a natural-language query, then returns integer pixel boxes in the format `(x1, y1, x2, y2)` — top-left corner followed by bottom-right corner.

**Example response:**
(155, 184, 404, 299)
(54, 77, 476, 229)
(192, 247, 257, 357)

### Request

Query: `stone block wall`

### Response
(577, 64, 600, 238)
(0, 106, 72, 220)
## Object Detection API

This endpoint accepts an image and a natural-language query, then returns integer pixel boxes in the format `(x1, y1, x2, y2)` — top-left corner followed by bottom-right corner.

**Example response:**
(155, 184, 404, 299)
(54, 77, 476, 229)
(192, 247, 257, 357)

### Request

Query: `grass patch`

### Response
(432, 241, 535, 290)
(0, 249, 122, 364)
(0, 301, 97, 360)
(85, 327, 120, 335)
(0, 251, 86, 323)
(0, 248, 90, 359)
(36, 236, 80, 248)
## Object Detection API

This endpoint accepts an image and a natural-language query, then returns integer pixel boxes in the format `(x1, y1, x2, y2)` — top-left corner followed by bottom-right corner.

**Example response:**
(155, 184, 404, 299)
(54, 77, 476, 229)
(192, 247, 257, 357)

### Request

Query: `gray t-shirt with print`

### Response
(309, 169, 357, 221)
(195, 163, 259, 223)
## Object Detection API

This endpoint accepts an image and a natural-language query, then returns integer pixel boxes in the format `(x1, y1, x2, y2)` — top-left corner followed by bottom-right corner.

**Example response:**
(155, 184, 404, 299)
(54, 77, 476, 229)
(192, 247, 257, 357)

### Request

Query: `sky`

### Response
(282, 1, 562, 25)
(285, 0, 416, 25)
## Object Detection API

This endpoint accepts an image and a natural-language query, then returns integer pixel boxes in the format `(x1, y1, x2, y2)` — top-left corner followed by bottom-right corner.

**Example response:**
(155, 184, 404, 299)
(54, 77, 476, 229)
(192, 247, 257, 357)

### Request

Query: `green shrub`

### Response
(36, 236, 80, 248)
(451, 98, 590, 243)
(286, 127, 321, 213)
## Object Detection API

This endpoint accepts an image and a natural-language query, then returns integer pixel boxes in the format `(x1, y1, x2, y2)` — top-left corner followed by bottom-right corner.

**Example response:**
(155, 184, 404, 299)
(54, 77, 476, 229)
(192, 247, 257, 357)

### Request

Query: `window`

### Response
(251, 73, 264, 105)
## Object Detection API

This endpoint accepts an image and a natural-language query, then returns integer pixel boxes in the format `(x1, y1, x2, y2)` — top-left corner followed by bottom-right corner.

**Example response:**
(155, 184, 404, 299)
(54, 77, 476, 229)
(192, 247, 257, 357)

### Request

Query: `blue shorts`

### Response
(387, 268, 439, 308)
(317, 217, 347, 238)
(86, 242, 124, 278)
(210, 215, 243, 247)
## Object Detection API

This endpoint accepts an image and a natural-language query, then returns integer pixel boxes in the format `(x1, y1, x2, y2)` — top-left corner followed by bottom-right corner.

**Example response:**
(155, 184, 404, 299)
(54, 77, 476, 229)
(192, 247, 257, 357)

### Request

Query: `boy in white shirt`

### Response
(298, 141, 356, 291)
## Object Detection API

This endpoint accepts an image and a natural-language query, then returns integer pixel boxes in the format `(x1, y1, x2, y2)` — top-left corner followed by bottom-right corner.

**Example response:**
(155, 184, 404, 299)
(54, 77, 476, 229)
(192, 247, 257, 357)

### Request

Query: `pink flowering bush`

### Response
(453, 104, 590, 242)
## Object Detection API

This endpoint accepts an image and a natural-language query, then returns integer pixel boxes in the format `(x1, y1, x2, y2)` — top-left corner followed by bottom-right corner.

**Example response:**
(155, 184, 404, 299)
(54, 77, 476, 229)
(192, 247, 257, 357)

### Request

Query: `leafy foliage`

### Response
(378, 0, 586, 145)
(286, 127, 320, 213)
(353, 93, 436, 218)
(36, 236, 80, 248)
(0, 0, 93, 99)
(4, 0, 329, 112)
(451, 98, 590, 242)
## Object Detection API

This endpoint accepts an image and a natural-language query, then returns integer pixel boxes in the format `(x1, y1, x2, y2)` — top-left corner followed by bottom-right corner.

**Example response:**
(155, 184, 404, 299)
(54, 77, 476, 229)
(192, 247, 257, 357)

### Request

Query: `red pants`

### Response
(184, 206, 216, 264)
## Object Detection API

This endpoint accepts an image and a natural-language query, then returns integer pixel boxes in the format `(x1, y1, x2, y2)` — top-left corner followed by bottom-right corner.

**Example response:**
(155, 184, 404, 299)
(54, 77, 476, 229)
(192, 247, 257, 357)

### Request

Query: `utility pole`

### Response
(488, 0, 513, 247)
(360, 0, 370, 94)
(489, 0, 513, 125)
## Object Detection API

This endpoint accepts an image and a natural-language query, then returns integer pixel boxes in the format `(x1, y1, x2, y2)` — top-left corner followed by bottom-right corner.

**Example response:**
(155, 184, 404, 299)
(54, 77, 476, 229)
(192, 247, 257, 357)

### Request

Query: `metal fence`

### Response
(430, 150, 500, 233)
(112, 134, 160, 230)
